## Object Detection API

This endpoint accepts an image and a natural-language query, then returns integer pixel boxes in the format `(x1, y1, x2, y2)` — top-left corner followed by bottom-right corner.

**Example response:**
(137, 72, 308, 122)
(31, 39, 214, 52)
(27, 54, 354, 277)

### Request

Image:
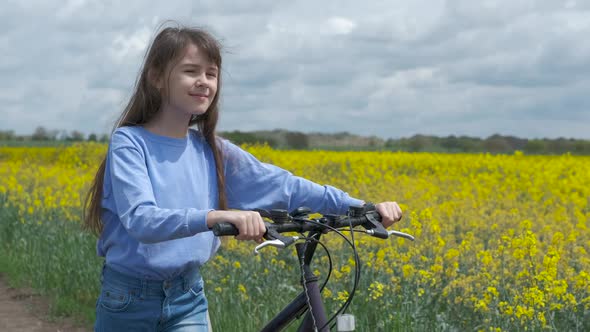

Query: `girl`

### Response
(84, 23, 402, 332)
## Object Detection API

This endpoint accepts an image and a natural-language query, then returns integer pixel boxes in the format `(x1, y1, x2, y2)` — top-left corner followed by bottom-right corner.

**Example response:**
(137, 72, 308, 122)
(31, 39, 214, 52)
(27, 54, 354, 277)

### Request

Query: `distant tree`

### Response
(0, 130, 15, 140)
(367, 136, 382, 147)
(573, 140, 590, 154)
(88, 133, 98, 141)
(524, 139, 546, 154)
(546, 138, 571, 154)
(32, 126, 50, 140)
(333, 131, 351, 140)
(484, 134, 512, 153)
(441, 135, 462, 152)
(368, 138, 376, 147)
(503, 135, 528, 151)
(457, 136, 482, 152)
(407, 135, 433, 152)
(220, 130, 278, 147)
(99, 134, 110, 143)
(384, 138, 396, 149)
(68, 130, 85, 141)
(285, 131, 309, 149)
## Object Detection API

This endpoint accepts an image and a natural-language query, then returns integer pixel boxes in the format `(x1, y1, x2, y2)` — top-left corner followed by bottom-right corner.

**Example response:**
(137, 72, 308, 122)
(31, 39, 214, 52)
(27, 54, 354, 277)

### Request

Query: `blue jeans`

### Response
(95, 265, 210, 332)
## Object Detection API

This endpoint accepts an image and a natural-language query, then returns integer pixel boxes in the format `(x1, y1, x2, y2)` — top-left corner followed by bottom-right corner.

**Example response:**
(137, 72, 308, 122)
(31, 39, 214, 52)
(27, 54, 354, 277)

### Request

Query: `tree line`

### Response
(0, 127, 110, 143)
(218, 130, 590, 155)
(1, 127, 589, 155)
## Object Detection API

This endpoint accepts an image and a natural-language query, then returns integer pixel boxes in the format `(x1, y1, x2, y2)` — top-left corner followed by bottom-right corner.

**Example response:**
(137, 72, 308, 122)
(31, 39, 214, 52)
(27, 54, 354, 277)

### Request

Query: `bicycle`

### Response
(212, 203, 415, 332)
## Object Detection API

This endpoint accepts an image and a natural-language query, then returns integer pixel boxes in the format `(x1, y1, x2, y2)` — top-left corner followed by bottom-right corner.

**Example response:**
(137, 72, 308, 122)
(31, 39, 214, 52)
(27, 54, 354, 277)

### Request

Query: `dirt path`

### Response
(0, 275, 90, 332)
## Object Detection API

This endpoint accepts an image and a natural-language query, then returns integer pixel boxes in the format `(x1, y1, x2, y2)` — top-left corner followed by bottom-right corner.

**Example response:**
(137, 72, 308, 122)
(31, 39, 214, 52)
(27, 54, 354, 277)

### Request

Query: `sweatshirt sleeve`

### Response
(106, 134, 211, 244)
(222, 140, 364, 214)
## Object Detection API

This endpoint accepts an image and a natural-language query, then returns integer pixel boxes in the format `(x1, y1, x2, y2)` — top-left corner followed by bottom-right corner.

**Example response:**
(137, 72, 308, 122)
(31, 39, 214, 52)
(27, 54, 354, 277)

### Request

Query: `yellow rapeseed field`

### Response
(1, 143, 589, 330)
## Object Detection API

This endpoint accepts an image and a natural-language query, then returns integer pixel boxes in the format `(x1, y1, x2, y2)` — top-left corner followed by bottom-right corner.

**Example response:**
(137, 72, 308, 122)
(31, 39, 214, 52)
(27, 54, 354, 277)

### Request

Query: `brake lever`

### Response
(365, 229, 415, 241)
(365, 213, 389, 239)
(255, 239, 285, 254)
(254, 228, 299, 255)
(387, 230, 415, 241)
(254, 237, 299, 255)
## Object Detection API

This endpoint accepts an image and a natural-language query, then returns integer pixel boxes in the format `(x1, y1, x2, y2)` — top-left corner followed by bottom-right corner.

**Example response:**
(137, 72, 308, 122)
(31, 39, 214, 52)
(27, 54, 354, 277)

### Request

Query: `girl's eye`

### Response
(207, 73, 217, 78)
(185, 70, 195, 73)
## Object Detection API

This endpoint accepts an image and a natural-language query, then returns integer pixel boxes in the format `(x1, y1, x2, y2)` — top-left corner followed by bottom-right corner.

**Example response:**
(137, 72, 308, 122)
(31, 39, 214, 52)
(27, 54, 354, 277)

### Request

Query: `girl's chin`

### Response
(188, 111, 208, 118)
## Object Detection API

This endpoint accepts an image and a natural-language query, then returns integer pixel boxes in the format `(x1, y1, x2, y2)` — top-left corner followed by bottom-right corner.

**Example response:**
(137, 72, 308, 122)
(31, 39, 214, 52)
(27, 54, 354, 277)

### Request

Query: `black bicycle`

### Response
(213, 203, 415, 332)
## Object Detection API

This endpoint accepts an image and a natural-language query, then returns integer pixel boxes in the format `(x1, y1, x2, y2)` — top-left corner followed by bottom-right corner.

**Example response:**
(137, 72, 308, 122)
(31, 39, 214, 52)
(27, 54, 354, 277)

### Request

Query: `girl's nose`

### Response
(195, 72, 208, 86)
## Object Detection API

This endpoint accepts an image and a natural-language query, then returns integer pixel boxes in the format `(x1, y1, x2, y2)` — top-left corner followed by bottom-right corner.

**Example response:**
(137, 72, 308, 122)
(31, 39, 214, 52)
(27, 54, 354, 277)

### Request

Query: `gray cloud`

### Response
(1, 0, 589, 139)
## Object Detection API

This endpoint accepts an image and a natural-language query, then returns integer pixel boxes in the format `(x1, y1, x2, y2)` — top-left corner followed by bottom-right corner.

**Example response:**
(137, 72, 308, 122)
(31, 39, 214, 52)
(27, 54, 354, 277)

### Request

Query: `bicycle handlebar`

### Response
(213, 205, 414, 255)
(212, 210, 382, 237)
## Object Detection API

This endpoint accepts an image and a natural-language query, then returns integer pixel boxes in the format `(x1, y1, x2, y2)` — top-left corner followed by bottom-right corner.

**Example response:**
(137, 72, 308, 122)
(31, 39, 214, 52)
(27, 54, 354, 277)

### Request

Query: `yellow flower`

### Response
(336, 291, 349, 303)
(402, 264, 414, 278)
(340, 265, 351, 274)
(475, 299, 489, 312)
(238, 284, 247, 294)
(368, 282, 385, 300)
(418, 288, 425, 297)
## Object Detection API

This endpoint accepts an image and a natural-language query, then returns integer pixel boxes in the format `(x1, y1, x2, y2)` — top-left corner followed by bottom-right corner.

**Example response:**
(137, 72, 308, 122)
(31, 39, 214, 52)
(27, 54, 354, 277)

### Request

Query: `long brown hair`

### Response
(84, 24, 228, 235)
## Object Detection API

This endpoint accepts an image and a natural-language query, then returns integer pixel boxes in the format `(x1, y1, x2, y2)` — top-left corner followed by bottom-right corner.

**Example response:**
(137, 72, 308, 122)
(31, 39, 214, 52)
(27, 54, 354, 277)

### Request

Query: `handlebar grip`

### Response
(368, 210, 382, 222)
(212, 223, 239, 236)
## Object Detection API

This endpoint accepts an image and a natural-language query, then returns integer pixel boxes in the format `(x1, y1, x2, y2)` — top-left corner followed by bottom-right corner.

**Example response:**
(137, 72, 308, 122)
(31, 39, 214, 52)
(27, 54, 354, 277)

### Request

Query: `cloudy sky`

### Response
(2, 0, 589, 139)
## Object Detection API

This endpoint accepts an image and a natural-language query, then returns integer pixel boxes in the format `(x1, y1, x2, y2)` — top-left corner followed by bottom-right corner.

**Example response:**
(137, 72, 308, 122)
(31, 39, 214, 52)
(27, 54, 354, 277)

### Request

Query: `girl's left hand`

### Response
(375, 201, 403, 228)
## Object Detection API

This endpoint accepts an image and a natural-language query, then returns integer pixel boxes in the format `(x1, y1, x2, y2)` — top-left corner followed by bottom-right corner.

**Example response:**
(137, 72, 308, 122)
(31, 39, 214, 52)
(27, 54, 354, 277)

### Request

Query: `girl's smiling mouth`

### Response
(189, 92, 209, 101)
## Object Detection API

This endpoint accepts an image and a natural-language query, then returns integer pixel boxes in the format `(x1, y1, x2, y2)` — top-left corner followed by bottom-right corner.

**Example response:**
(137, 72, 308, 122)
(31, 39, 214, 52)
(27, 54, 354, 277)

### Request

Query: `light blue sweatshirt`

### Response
(98, 126, 364, 279)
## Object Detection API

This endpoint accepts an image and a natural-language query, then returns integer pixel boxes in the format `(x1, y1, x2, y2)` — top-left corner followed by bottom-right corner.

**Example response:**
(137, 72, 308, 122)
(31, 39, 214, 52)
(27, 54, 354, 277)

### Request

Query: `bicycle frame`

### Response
(212, 205, 414, 332)
(260, 229, 330, 332)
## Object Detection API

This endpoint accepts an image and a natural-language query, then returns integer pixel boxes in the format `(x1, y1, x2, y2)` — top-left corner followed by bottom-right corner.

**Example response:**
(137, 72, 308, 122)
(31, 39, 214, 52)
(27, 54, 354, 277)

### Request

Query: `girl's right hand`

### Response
(206, 210, 266, 241)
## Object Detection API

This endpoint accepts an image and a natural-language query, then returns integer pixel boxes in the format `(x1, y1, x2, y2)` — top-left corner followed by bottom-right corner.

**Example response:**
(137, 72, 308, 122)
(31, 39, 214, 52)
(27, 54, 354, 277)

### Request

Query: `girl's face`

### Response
(157, 43, 219, 119)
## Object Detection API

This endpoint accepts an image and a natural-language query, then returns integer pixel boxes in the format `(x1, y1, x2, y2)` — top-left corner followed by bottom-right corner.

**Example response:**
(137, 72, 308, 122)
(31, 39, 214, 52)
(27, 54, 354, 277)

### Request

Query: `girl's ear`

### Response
(147, 68, 163, 90)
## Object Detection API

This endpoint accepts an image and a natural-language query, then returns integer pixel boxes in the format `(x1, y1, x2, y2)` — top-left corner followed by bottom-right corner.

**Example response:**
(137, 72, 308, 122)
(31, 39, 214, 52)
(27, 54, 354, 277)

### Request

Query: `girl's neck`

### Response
(143, 108, 191, 139)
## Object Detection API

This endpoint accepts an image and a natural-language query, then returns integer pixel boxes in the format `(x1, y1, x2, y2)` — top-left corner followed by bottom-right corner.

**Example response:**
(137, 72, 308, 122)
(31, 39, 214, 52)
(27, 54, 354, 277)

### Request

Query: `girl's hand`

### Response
(375, 202, 403, 228)
(207, 210, 266, 242)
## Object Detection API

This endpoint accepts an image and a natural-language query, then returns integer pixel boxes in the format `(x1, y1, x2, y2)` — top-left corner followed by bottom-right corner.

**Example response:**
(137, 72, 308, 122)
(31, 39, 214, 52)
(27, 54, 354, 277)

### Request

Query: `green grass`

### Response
(0, 202, 100, 327)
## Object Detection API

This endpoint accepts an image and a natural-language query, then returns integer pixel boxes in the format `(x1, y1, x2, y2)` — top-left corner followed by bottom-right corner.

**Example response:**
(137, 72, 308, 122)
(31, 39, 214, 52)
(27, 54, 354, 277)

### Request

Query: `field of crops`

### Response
(0, 143, 589, 331)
